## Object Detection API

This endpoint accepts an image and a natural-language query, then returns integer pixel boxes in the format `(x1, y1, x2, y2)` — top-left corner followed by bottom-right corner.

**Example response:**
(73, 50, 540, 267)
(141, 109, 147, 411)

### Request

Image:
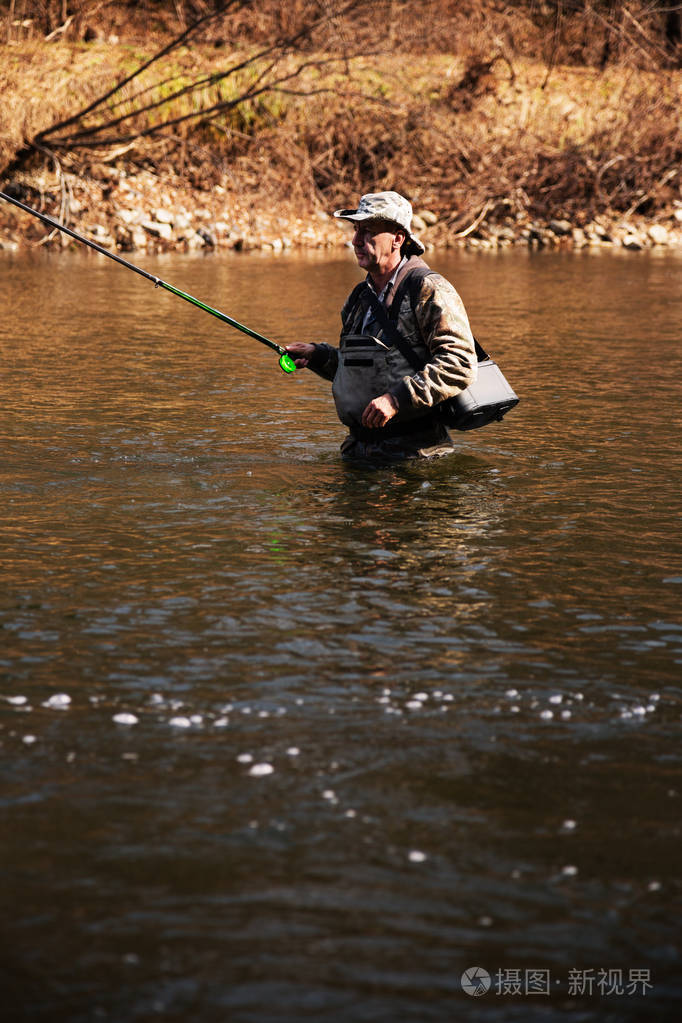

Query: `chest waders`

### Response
(331, 273, 437, 438)
(331, 331, 428, 433)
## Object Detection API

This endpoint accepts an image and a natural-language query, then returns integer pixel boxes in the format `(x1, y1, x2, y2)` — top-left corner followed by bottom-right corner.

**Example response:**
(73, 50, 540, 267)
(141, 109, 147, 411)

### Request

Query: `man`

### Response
(286, 191, 477, 460)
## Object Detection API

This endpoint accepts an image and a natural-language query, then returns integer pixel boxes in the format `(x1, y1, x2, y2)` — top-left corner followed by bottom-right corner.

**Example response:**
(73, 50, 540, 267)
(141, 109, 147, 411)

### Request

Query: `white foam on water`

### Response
(7, 696, 28, 705)
(22, 734, 37, 744)
(43, 693, 71, 710)
(408, 850, 427, 863)
(169, 716, 192, 728)
(248, 763, 274, 777)
(237, 753, 253, 763)
(113, 713, 139, 726)
(286, 747, 300, 756)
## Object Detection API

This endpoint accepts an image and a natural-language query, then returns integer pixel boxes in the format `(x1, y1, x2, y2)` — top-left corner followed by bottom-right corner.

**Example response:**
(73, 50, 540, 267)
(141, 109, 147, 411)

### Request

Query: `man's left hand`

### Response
(361, 393, 398, 429)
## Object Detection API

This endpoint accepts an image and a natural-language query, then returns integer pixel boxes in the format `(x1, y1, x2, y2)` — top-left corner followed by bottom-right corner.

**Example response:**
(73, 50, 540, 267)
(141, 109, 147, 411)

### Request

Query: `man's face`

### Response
(352, 220, 404, 276)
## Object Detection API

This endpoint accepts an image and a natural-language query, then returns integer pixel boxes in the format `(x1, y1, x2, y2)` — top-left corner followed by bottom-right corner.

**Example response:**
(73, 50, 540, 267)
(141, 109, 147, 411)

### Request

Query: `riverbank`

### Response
(2, 166, 681, 255)
(2, 29, 681, 255)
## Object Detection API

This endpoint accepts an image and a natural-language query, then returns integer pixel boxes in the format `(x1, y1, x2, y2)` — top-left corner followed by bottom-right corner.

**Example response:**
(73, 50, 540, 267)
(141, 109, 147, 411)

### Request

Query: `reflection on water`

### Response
(1, 247, 681, 1021)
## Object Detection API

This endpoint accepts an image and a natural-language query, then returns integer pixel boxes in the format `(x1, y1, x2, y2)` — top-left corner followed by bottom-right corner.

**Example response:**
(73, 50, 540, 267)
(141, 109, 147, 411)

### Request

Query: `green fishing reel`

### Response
(278, 352, 297, 374)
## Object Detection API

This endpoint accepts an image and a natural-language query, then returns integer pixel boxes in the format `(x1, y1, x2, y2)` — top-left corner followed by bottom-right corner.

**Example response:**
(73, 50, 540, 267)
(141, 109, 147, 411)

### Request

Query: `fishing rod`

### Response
(0, 190, 297, 374)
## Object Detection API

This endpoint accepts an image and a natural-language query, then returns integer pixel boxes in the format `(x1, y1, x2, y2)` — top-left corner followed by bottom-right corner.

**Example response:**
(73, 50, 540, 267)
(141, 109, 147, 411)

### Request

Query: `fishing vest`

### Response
(331, 258, 435, 431)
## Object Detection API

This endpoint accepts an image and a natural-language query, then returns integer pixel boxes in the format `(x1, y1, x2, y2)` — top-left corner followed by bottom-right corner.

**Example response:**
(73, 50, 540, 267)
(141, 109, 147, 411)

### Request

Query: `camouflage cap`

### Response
(333, 191, 425, 254)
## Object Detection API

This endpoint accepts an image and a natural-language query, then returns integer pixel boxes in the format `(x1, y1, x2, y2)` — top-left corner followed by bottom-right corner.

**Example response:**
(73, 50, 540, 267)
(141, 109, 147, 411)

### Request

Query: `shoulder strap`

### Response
(363, 263, 436, 371)
(391, 265, 435, 324)
(363, 283, 425, 372)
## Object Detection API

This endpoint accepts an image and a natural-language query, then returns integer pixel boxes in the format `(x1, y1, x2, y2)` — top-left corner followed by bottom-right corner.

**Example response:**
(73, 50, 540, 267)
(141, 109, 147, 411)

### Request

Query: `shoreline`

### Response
(4, 29, 681, 262)
(2, 168, 682, 256)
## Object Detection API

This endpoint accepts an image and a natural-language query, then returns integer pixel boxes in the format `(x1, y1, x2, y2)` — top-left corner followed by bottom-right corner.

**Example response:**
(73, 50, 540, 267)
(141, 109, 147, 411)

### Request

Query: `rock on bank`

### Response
(2, 166, 682, 254)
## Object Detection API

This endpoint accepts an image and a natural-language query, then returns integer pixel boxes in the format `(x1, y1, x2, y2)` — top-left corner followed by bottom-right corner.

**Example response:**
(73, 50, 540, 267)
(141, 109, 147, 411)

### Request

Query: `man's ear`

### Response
(394, 230, 406, 251)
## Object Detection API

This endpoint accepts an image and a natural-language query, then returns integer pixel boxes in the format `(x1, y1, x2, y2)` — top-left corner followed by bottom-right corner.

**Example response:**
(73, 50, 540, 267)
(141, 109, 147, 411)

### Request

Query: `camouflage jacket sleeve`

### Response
(389, 273, 478, 413)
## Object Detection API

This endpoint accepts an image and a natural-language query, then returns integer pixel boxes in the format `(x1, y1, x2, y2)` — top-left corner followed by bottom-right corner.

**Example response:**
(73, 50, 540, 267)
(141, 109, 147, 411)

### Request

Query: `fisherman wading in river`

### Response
(286, 191, 478, 461)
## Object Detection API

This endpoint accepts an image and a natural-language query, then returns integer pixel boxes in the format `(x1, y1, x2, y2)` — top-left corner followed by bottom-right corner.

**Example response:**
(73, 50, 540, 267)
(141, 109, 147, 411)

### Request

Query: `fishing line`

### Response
(0, 190, 297, 374)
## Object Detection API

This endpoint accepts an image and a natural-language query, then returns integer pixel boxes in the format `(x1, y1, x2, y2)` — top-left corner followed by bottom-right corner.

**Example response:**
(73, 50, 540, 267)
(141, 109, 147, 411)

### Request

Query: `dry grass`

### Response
(213, 55, 681, 229)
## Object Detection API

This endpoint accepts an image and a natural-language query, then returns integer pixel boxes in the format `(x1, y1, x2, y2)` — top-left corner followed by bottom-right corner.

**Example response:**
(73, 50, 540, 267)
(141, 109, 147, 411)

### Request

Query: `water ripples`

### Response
(2, 249, 681, 1020)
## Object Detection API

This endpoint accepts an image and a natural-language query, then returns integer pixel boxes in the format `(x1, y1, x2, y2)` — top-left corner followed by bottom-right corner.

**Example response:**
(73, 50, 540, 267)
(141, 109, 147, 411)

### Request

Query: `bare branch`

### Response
(36, 1, 242, 143)
(36, 0, 367, 152)
(45, 49, 383, 149)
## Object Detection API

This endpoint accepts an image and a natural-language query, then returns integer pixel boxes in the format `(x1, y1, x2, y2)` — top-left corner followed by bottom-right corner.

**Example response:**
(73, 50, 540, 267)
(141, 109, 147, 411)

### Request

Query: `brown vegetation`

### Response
(1, 1, 681, 251)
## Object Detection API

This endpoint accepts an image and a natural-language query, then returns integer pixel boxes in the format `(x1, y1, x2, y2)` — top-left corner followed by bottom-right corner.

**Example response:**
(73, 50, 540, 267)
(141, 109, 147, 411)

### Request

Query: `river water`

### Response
(1, 246, 680, 1022)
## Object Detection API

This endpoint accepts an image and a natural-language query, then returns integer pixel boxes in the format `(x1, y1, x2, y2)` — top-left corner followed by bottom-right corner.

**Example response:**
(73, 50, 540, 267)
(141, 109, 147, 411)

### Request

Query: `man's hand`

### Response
(361, 392, 398, 429)
(285, 342, 316, 369)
